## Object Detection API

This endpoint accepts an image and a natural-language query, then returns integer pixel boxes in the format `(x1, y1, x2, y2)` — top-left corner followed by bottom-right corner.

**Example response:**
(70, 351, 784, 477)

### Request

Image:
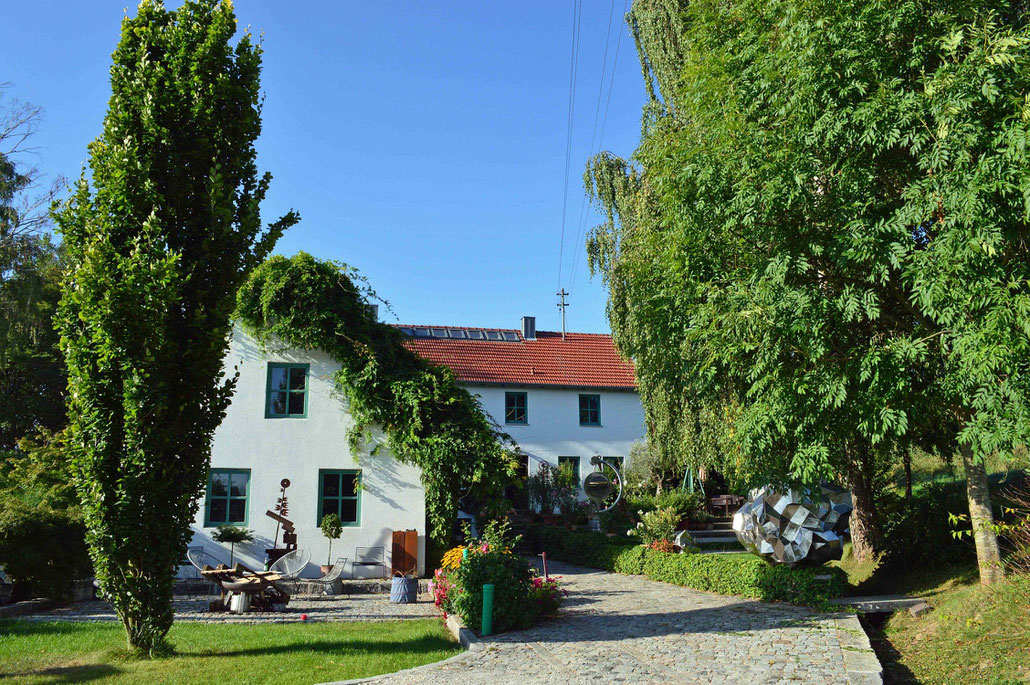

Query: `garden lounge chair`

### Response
(268, 548, 311, 580)
(309, 557, 348, 595)
(352, 546, 385, 579)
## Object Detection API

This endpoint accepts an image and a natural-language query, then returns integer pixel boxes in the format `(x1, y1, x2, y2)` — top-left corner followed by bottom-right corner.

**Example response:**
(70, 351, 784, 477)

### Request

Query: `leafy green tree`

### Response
(54, 0, 297, 650)
(211, 525, 253, 567)
(587, 0, 1027, 578)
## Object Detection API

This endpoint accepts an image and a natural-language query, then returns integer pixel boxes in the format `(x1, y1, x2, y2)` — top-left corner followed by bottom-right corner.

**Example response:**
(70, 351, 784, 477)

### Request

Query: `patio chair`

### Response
(309, 557, 349, 595)
(352, 546, 385, 579)
(268, 548, 311, 580)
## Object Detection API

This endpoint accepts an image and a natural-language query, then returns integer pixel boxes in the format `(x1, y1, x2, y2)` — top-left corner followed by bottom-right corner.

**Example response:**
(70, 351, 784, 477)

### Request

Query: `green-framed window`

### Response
(266, 363, 309, 418)
(558, 456, 581, 487)
(318, 469, 361, 526)
(204, 468, 250, 527)
(579, 394, 601, 426)
(505, 391, 527, 424)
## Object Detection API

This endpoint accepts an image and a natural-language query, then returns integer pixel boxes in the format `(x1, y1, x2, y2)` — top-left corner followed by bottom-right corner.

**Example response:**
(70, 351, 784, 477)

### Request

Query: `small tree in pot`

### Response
(211, 526, 254, 567)
(320, 513, 343, 574)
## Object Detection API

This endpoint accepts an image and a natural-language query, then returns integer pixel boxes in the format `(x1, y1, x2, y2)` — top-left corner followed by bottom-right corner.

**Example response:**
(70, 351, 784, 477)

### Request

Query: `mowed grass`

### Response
(870, 572, 1030, 684)
(0, 618, 460, 684)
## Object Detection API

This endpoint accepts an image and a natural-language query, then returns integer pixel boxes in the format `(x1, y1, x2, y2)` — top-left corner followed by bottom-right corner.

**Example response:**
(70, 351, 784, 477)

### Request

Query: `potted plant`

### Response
(211, 525, 254, 566)
(320, 513, 343, 575)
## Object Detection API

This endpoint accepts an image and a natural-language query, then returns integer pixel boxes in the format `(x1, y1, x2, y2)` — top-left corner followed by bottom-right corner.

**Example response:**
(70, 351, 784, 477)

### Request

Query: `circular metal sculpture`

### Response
(583, 472, 613, 503)
(584, 456, 623, 512)
(732, 484, 853, 567)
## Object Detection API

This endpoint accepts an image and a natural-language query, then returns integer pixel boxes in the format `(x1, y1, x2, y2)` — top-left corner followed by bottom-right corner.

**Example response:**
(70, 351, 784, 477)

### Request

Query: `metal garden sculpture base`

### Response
(732, 484, 853, 567)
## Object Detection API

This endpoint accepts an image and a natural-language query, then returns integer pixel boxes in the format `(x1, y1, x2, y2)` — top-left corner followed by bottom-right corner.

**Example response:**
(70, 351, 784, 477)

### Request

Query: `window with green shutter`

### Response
(579, 394, 601, 426)
(204, 468, 250, 527)
(505, 391, 527, 424)
(318, 469, 361, 526)
(266, 363, 309, 418)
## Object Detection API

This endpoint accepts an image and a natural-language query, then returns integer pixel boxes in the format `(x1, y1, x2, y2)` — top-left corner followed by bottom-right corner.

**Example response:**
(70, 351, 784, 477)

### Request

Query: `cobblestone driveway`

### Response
(361, 561, 881, 685)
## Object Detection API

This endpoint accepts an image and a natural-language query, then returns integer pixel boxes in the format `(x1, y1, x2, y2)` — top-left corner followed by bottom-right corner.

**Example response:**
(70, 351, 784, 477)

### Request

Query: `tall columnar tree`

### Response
(54, 0, 297, 650)
(588, 0, 1028, 577)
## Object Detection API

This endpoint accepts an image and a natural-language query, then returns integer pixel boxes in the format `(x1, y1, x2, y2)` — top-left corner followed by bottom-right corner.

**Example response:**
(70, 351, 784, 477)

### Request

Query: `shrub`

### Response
(439, 519, 567, 633)
(0, 500, 92, 601)
(627, 507, 678, 545)
(531, 524, 845, 607)
(530, 575, 568, 617)
(878, 482, 976, 573)
(319, 514, 343, 567)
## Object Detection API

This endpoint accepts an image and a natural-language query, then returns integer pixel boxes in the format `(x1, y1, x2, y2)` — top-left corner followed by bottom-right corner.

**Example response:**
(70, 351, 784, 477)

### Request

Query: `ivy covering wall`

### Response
(235, 252, 520, 554)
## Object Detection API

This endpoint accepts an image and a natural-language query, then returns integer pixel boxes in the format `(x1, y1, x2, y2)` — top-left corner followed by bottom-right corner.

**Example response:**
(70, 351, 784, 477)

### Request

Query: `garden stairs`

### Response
(691, 515, 742, 553)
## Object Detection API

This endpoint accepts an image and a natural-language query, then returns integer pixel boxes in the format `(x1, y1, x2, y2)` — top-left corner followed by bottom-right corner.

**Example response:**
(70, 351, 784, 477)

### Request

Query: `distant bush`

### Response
(627, 490, 709, 523)
(878, 482, 977, 572)
(530, 524, 846, 606)
(0, 500, 92, 601)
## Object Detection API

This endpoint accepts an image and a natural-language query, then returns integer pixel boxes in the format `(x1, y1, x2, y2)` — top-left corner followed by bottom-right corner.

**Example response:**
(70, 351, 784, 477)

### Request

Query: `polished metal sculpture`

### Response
(732, 484, 853, 567)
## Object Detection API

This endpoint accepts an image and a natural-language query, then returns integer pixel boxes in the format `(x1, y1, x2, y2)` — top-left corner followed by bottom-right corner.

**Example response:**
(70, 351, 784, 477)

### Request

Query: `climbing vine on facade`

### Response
(235, 252, 520, 555)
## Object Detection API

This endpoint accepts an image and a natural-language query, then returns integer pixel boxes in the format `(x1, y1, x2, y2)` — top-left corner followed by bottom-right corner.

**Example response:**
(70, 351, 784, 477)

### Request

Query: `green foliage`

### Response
(532, 525, 846, 606)
(526, 461, 576, 516)
(0, 501, 91, 601)
(320, 513, 343, 566)
(235, 253, 518, 555)
(0, 429, 91, 600)
(441, 519, 562, 634)
(627, 490, 707, 524)
(627, 506, 678, 545)
(211, 525, 253, 566)
(878, 482, 979, 573)
(53, 0, 297, 651)
(587, 0, 1030, 571)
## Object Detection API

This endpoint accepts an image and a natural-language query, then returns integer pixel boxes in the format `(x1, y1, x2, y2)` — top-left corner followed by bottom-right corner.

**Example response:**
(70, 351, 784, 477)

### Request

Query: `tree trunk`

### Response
(846, 456, 881, 562)
(959, 442, 1005, 585)
(903, 451, 912, 499)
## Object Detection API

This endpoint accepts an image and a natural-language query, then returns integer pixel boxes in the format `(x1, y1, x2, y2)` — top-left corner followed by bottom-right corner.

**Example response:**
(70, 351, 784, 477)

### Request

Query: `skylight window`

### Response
(448, 329, 466, 338)
(485, 330, 502, 341)
(502, 331, 520, 341)
(431, 328, 448, 338)
(413, 327, 430, 337)
(398, 327, 415, 336)
(466, 330, 485, 340)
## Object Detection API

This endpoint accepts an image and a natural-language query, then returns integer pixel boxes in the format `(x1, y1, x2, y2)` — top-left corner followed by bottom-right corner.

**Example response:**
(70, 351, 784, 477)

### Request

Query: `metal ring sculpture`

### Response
(584, 455, 624, 513)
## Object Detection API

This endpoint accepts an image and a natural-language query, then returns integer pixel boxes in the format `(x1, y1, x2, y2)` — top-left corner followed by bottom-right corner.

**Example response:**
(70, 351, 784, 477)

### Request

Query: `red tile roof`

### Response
(396, 326, 637, 390)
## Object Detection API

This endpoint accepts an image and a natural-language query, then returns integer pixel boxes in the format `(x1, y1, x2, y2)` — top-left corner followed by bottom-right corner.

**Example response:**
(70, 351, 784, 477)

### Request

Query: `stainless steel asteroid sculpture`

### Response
(732, 484, 853, 567)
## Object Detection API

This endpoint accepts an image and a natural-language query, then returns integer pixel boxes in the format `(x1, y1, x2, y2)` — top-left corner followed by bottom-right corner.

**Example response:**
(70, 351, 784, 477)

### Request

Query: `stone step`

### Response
(692, 536, 740, 545)
(828, 595, 928, 613)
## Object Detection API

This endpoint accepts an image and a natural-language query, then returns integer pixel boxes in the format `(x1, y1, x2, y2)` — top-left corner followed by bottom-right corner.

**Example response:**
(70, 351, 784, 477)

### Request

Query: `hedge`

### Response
(530, 525, 846, 606)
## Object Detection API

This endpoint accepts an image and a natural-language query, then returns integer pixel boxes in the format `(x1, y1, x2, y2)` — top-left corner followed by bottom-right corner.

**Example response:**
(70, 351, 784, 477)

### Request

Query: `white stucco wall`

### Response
(189, 327, 426, 577)
(463, 384, 646, 486)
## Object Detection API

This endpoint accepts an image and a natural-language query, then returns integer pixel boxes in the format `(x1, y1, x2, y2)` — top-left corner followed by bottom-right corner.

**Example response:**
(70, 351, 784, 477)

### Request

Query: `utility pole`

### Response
(556, 289, 568, 340)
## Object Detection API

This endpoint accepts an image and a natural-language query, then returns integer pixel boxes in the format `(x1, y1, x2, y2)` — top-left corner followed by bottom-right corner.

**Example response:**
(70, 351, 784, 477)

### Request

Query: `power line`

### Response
(568, 0, 630, 295)
(556, 0, 584, 291)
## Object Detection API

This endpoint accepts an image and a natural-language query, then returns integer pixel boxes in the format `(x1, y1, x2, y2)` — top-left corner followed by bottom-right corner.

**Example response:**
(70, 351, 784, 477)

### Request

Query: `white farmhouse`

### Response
(188, 316, 644, 577)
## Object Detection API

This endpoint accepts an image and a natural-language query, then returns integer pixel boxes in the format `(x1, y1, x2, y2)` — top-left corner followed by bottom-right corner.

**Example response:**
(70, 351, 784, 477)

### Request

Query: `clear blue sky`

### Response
(5, 0, 646, 334)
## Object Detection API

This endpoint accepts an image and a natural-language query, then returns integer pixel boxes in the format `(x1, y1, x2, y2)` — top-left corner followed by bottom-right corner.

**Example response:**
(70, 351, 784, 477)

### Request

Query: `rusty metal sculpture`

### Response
(732, 484, 853, 567)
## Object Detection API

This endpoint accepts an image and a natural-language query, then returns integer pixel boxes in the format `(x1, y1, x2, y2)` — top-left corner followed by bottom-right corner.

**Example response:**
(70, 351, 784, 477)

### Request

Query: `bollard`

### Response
(482, 583, 494, 636)
(541, 552, 548, 581)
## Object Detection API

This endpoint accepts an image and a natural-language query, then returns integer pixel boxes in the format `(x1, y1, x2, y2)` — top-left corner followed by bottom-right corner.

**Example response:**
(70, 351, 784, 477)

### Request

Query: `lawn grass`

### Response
(0, 618, 460, 684)
(865, 572, 1030, 684)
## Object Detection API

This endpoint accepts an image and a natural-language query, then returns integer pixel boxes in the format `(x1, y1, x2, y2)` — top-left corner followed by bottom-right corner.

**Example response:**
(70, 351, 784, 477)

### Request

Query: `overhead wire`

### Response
(567, 0, 630, 295)
(556, 0, 584, 291)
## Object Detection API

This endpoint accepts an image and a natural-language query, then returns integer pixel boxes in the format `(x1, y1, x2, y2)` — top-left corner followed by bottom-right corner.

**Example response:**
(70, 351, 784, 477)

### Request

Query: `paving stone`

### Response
(359, 561, 879, 684)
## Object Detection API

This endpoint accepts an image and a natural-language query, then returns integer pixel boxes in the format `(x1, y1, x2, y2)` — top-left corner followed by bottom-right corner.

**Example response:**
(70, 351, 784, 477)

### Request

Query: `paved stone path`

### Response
(360, 561, 881, 685)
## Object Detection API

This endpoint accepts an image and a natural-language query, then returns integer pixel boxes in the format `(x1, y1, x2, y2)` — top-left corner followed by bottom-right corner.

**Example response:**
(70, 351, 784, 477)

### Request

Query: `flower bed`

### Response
(430, 521, 567, 634)
(530, 525, 846, 607)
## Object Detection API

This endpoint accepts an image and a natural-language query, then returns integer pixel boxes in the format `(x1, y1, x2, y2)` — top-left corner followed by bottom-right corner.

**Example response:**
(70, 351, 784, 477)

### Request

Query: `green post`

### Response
(462, 548, 468, 561)
(481, 584, 494, 636)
